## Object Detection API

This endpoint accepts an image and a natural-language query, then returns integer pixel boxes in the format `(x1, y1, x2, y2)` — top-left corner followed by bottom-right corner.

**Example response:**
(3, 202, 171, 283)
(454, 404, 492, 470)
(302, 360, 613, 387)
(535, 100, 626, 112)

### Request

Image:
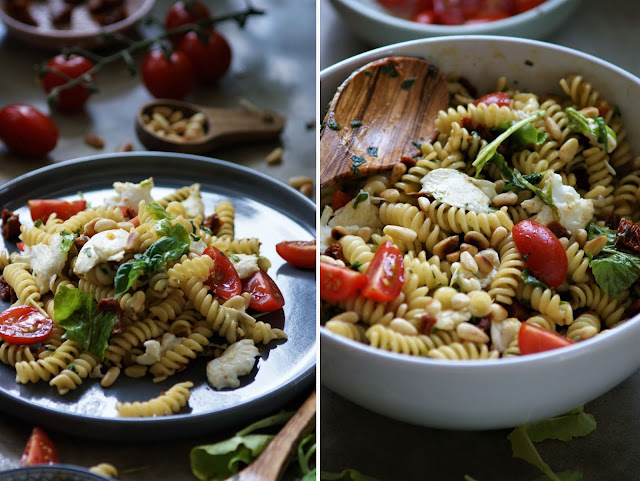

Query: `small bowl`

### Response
(320, 35, 640, 430)
(329, 0, 581, 47)
(0, 0, 155, 50)
(0, 465, 110, 481)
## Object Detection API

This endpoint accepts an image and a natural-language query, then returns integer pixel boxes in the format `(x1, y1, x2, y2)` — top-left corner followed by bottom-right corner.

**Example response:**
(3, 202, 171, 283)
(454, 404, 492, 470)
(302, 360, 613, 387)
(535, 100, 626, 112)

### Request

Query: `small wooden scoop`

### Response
(226, 390, 316, 481)
(136, 98, 286, 155)
(320, 56, 449, 187)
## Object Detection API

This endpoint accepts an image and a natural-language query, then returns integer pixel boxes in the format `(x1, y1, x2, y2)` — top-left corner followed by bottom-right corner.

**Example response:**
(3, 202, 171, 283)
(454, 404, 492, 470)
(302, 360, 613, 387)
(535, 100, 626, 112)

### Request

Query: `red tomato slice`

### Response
(203, 246, 242, 299)
(320, 262, 367, 302)
(512, 220, 568, 289)
(28, 199, 86, 223)
(16, 241, 25, 251)
(21, 427, 57, 466)
(242, 269, 285, 312)
(332, 190, 353, 211)
(0, 306, 53, 345)
(361, 241, 405, 302)
(276, 241, 316, 269)
(473, 92, 512, 106)
(518, 323, 573, 355)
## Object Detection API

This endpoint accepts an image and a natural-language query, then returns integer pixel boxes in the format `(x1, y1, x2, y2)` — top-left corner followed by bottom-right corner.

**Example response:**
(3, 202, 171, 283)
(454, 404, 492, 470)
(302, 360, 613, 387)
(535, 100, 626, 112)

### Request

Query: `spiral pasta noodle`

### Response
(115, 381, 193, 417)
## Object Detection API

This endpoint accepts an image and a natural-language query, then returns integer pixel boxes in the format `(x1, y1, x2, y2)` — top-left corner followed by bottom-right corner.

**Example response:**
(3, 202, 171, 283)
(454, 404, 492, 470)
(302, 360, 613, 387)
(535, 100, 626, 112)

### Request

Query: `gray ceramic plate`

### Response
(0, 152, 316, 441)
(0, 465, 110, 481)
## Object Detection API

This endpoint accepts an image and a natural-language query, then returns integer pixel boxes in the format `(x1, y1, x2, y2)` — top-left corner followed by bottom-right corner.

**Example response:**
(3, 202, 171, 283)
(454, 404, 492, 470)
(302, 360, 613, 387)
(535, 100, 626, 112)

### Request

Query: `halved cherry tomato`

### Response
(16, 241, 25, 251)
(465, 12, 509, 23)
(0, 306, 53, 345)
(332, 190, 353, 211)
(242, 269, 285, 312)
(0, 104, 58, 157)
(514, 0, 545, 14)
(41, 54, 94, 112)
(518, 323, 573, 355)
(361, 241, 404, 302)
(276, 241, 316, 269)
(203, 246, 242, 299)
(512, 219, 568, 289)
(21, 427, 57, 466)
(473, 91, 512, 106)
(28, 199, 86, 223)
(412, 9, 437, 23)
(320, 262, 367, 302)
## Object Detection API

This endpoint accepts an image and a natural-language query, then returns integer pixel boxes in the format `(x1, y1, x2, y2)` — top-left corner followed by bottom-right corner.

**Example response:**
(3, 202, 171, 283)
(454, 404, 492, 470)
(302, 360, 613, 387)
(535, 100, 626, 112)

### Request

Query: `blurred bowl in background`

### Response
(329, 0, 581, 47)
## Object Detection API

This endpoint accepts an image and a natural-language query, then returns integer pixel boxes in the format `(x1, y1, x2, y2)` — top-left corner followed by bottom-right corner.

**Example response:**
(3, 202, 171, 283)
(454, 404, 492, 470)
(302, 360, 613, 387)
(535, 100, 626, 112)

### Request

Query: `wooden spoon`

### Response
(320, 56, 449, 187)
(227, 390, 316, 481)
(135, 98, 286, 155)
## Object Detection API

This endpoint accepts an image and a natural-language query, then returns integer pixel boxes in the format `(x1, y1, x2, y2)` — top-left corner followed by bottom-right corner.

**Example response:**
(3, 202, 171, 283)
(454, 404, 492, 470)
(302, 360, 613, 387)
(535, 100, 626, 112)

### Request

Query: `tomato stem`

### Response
(39, 1, 264, 108)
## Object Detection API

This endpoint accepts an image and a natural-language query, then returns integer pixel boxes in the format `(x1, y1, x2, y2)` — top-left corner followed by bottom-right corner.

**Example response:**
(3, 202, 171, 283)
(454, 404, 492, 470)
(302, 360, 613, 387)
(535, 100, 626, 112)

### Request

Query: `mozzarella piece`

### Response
(328, 192, 381, 231)
(181, 186, 204, 219)
(30, 233, 70, 292)
(189, 238, 207, 256)
(230, 254, 260, 280)
(74, 229, 130, 275)
(521, 172, 594, 234)
(206, 339, 259, 389)
(490, 318, 522, 353)
(136, 333, 181, 365)
(420, 168, 496, 213)
(105, 177, 154, 209)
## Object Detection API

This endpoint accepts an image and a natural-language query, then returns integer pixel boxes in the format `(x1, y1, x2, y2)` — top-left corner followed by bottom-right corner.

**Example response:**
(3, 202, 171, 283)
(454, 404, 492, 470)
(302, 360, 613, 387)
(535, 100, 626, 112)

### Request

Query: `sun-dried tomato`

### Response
(605, 211, 621, 231)
(323, 242, 346, 264)
(546, 221, 571, 239)
(615, 218, 640, 254)
(419, 315, 437, 335)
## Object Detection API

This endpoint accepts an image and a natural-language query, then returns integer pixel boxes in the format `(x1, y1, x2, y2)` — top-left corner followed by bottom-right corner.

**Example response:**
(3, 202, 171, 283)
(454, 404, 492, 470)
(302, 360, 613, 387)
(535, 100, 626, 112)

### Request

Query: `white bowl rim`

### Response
(320, 34, 640, 371)
(330, 0, 579, 34)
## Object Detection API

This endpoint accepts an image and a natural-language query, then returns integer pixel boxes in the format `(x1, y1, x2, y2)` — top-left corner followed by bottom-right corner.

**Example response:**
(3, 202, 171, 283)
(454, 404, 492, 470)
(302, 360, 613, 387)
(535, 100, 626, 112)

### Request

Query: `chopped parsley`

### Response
(350, 155, 366, 175)
(380, 63, 398, 77)
(328, 120, 341, 131)
(34, 219, 42, 228)
(350, 120, 363, 128)
(353, 191, 369, 209)
(401, 77, 416, 90)
(367, 146, 378, 157)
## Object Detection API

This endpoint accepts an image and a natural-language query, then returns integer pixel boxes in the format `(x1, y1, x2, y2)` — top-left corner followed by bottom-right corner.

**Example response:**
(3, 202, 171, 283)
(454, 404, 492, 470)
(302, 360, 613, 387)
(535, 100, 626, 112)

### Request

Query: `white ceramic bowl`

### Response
(320, 35, 640, 430)
(329, 0, 581, 47)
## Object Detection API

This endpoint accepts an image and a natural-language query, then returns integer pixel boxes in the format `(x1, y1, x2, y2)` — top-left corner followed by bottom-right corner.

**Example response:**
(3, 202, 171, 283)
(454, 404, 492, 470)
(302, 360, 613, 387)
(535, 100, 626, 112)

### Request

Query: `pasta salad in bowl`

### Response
(320, 36, 640, 429)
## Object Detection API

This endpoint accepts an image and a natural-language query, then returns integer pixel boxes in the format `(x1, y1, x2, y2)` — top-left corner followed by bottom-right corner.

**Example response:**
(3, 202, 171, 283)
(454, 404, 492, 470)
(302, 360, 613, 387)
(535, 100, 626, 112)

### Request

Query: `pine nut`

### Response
(152, 106, 173, 118)
(460, 251, 478, 273)
(85, 134, 104, 148)
(450, 292, 470, 310)
(464, 231, 490, 250)
(433, 235, 459, 258)
(417, 196, 431, 213)
(331, 226, 347, 239)
(289, 176, 314, 189)
(124, 365, 147, 378)
(100, 367, 120, 388)
(118, 142, 133, 152)
(389, 317, 417, 335)
(94, 218, 118, 232)
(425, 298, 442, 316)
(474, 254, 494, 274)
(357, 227, 373, 243)
(152, 112, 171, 131)
(189, 112, 206, 124)
(544, 115, 562, 141)
(299, 182, 314, 197)
(380, 188, 400, 203)
(446, 251, 461, 263)
(491, 192, 518, 207)
(576, 228, 588, 248)
(559, 137, 579, 164)
(459, 243, 478, 256)
(456, 322, 489, 344)
(383, 225, 417, 242)
(490, 304, 508, 322)
(583, 235, 608, 257)
(168, 110, 184, 123)
(389, 162, 407, 185)
(170, 119, 188, 135)
(265, 147, 284, 165)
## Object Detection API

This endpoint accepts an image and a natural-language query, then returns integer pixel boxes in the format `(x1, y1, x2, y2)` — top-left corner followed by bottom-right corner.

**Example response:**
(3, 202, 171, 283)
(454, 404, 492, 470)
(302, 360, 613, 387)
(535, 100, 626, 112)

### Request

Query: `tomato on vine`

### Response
(165, 0, 211, 44)
(141, 49, 195, 100)
(0, 104, 58, 156)
(178, 31, 232, 83)
(41, 54, 94, 112)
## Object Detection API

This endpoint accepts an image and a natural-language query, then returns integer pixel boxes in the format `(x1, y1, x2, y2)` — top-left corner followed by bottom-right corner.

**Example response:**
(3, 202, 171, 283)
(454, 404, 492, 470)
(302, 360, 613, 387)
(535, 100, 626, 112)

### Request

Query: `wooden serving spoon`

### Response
(226, 390, 316, 481)
(135, 98, 286, 155)
(320, 56, 449, 187)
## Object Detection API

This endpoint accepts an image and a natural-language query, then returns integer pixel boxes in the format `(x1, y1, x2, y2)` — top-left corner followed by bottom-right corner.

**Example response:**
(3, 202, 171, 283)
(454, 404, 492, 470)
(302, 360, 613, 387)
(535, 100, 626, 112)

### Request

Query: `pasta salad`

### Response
(0, 178, 287, 415)
(321, 73, 640, 360)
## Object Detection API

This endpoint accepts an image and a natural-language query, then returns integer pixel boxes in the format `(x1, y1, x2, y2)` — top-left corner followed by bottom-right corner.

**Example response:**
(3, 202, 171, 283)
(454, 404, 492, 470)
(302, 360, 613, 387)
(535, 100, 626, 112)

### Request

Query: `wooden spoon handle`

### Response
(235, 391, 316, 481)
(202, 107, 286, 150)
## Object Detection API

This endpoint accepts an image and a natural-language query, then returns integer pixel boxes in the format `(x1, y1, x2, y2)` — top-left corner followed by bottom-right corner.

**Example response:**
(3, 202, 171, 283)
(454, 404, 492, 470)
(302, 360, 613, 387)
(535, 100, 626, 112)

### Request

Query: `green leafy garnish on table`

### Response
(320, 469, 382, 481)
(54, 285, 117, 360)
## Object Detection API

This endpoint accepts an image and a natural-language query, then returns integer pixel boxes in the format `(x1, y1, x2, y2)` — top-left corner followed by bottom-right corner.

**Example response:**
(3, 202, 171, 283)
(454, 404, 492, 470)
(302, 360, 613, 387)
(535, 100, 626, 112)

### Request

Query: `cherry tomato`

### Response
(433, 0, 464, 24)
(141, 49, 195, 100)
(514, 0, 546, 14)
(518, 323, 573, 355)
(0, 104, 58, 156)
(21, 427, 57, 466)
(465, 12, 509, 23)
(320, 262, 367, 302)
(512, 220, 568, 289)
(242, 269, 285, 312)
(165, 0, 211, 43)
(203, 246, 242, 299)
(276, 241, 316, 269)
(178, 31, 232, 84)
(376, 0, 413, 6)
(0, 306, 53, 345)
(412, 9, 437, 23)
(331, 190, 353, 211)
(41, 54, 94, 112)
(28, 199, 87, 223)
(473, 91, 512, 106)
(362, 241, 405, 302)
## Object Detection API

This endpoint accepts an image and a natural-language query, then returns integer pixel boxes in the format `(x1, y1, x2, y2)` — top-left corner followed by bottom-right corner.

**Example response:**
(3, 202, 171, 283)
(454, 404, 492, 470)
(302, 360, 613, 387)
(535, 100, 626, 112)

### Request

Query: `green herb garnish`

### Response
(401, 77, 416, 90)
(566, 107, 616, 153)
(350, 155, 366, 175)
(328, 120, 341, 131)
(350, 120, 362, 128)
(367, 146, 378, 157)
(353, 191, 369, 209)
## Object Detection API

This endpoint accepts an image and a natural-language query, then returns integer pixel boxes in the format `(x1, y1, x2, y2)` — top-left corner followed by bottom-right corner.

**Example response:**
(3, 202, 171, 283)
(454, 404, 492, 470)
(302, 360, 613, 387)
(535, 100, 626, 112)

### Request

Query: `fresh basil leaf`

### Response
(586, 222, 616, 245)
(145, 202, 175, 220)
(320, 469, 383, 481)
(493, 120, 546, 150)
(114, 262, 141, 298)
(54, 286, 117, 360)
(353, 191, 369, 209)
(521, 269, 549, 290)
(60, 230, 77, 253)
(473, 111, 545, 176)
(590, 252, 640, 297)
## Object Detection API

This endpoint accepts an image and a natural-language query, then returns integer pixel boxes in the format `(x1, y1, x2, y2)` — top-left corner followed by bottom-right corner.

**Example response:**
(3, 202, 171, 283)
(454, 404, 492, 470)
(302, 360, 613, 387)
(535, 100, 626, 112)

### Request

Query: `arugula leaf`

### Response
(60, 230, 77, 253)
(586, 222, 616, 245)
(114, 237, 188, 297)
(591, 252, 640, 297)
(353, 191, 369, 209)
(492, 120, 546, 150)
(525, 407, 596, 442)
(521, 269, 549, 289)
(565, 107, 616, 153)
(473, 111, 545, 176)
(532, 471, 583, 481)
(298, 434, 316, 478)
(320, 469, 382, 481)
(489, 154, 556, 210)
(190, 411, 293, 481)
(54, 286, 117, 360)
(508, 426, 563, 481)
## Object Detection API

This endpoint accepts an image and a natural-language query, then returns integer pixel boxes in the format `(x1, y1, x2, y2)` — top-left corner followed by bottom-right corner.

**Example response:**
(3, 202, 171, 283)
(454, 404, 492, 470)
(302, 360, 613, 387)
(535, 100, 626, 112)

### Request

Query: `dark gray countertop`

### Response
(0, 0, 316, 479)
(320, 0, 640, 479)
